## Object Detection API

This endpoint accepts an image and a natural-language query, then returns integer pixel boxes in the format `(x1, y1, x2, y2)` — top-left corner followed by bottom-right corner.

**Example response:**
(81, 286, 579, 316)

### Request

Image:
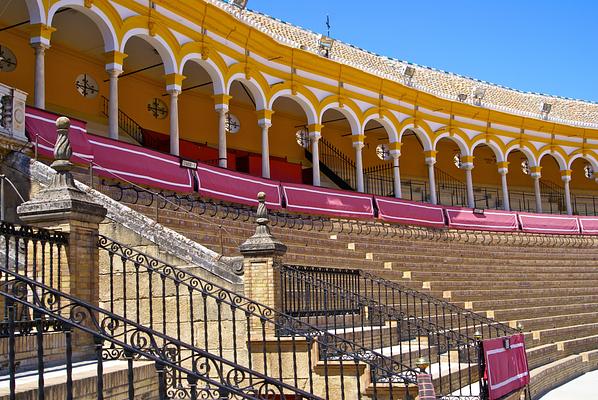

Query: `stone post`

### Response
(239, 192, 287, 335)
(17, 117, 107, 358)
(424, 151, 438, 205)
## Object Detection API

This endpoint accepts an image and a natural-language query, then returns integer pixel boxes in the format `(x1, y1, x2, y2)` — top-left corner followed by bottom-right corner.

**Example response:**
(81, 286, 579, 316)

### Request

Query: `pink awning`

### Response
(283, 184, 374, 218)
(445, 207, 518, 232)
(196, 164, 282, 208)
(518, 212, 580, 234)
(375, 197, 445, 228)
(88, 135, 194, 193)
(577, 216, 598, 235)
(25, 106, 93, 164)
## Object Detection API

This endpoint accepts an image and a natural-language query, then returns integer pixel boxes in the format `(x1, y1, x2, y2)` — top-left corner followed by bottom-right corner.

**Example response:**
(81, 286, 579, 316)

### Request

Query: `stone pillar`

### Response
(561, 169, 573, 215)
(257, 110, 273, 179)
(106, 69, 121, 140)
(461, 156, 475, 208)
(497, 162, 510, 211)
(213, 94, 232, 168)
(239, 192, 287, 335)
(424, 150, 438, 205)
(531, 166, 543, 213)
(309, 124, 323, 186)
(165, 73, 185, 156)
(17, 117, 107, 357)
(391, 151, 402, 199)
(353, 135, 366, 193)
(32, 43, 49, 109)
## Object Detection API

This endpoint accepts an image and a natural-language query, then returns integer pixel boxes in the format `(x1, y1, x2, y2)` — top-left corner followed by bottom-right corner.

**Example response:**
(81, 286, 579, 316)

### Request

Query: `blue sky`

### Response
(248, 1, 598, 102)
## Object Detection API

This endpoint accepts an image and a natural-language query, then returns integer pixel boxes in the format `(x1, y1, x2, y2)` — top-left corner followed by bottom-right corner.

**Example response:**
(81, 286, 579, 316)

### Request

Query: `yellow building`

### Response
(1, 0, 598, 214)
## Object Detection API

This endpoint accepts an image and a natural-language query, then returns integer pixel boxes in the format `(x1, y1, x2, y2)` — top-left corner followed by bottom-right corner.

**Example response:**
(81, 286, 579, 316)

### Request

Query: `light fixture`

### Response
(473, 329, 482, 341)
(402, 66, 415, 85)
(472, 86, 486, 105)
(376, 144, 391, 161)
(318, 35, 334, 58)
(415, 356, 429, 373)
(457, 93, 468, 102)
(540, 102, 552, 120)
(232, 0, 248, 9)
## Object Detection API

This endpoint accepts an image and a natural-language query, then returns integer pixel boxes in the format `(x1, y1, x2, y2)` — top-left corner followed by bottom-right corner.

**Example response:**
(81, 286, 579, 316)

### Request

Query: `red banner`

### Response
(25, 106, 94, 164)
(89, 135, 194, 193)
(375, 197, 445, 228)
(445, 207, 518, 232)
(196, 164, 282, 208)
(518, 213, 580, 234)
(282, 183, 374, 218)
(483, 334, 529, 400)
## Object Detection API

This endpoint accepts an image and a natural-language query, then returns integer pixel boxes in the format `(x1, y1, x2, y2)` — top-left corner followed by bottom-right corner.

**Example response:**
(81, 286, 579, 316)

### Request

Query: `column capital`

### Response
(29, 23, 56, 47)
(461, 155, 475, 164)
(424, 150, 437, 164)
(530, 166, 542, 178)
(389, 142, 402, 152)
(496, 161, 510, 172)
(560, 169, 572, 182)
(104, 51, 127, 72)
(213, 93, 232, 109)
(352, 134, 366, 145)
(164, 73, 186, 92)
(390, 149, 401, 159)
(308, 123, 324, 133)
(309, 131, 322, 141)
(256, 109, 274, 120)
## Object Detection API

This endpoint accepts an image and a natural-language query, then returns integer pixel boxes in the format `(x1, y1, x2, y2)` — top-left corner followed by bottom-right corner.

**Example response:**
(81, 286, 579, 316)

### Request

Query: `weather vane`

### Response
(326, 15, 331, 37)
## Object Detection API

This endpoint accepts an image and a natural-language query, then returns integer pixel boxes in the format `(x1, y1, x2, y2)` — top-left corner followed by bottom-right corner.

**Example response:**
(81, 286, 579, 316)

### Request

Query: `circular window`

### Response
(225, 113, 241, 134)
(0, 45, 17, 72)
(295, 127, 310, 148)
(584, 164, 594, 179)
(521, 160, 530, 175)
(453, 152, 462, 168)
(376, 144, 391, 161)
(75, 74, 99, 98)
(147, 98, 168, 119)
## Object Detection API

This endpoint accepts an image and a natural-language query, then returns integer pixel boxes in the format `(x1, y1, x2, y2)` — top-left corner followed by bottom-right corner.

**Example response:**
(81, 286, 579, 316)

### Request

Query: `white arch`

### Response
(398, 126, 433, 152)
(120, 29, 178, 75)
(319, 103, 361, 135)
(48, 1, 118, 52)
(568, 153, 598, 171)
(362, 115, 399, 143)
(505, 145, 538, 168)
(25, 0, 45, 24)
(538, 150, 568, 171)
(471, 139, 506, 163)
(433, 132, 470, 156)
(179, 55, 226, 95)
(226, 74, 267, 111)
(269, 90, 318, 126)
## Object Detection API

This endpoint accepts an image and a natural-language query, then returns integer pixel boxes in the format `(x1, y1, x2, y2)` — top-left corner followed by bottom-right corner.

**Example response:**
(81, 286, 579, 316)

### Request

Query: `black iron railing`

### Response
(101, 95, 144, 145)
(435, 166, 468, 207)
(279, 265, 519, 398)
(316, 137, 357, 190)
(364, 163, 394, 197)
(0, 267, 324, 400)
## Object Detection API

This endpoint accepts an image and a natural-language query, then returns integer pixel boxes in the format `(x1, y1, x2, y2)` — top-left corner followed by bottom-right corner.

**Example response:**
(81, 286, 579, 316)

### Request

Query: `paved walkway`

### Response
(540, 370, 598, 399)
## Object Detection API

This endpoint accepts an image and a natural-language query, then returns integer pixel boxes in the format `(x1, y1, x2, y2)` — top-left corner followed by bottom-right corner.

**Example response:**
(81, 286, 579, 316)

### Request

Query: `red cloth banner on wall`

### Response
(445, 207, 519, 232)
(518, 213, 580, 234)
(577, 216, 598, 235)
(25, 106, 94, 164)
(483, 334, 530, 400)
(196, 164, 283, 208)
(89, 135, 194, 193)
(282, 183, 374, 218)
(375, 197, 445, 228)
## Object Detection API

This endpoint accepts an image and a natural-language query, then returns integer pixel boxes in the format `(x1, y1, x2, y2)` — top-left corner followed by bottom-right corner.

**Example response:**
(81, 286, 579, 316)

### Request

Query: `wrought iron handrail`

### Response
(97, 235, 420, 389)
(317, 137, 357, 190)
(0, 266, 323, 400)
(101, 95, 144, 145)
(364, 163, 394, 197)
(279, 264, 483, 398)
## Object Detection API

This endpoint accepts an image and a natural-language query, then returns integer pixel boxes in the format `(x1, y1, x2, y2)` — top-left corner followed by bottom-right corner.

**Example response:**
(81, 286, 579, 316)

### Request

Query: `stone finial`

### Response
(52, 117, 73, 170)
(238, 192, 286, 259)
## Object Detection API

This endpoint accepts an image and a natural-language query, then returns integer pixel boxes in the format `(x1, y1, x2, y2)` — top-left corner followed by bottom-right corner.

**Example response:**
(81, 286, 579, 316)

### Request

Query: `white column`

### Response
(463, 164, 475, 208)
(310, 132, 322, 186)
(107, 68, 121, 140)
(562, 172, 573, 215)
(32, 43, 48, 109)
(391, 152, 402, 198)
(168, 89, 180, 156)
(353, 140, 365, 193)
(259, 121, 271, 179)
(498, 168, 510, 211)
(426, 158, 438, 205)
(216, 107, 228, 168)
(532, 173, 542, 213)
